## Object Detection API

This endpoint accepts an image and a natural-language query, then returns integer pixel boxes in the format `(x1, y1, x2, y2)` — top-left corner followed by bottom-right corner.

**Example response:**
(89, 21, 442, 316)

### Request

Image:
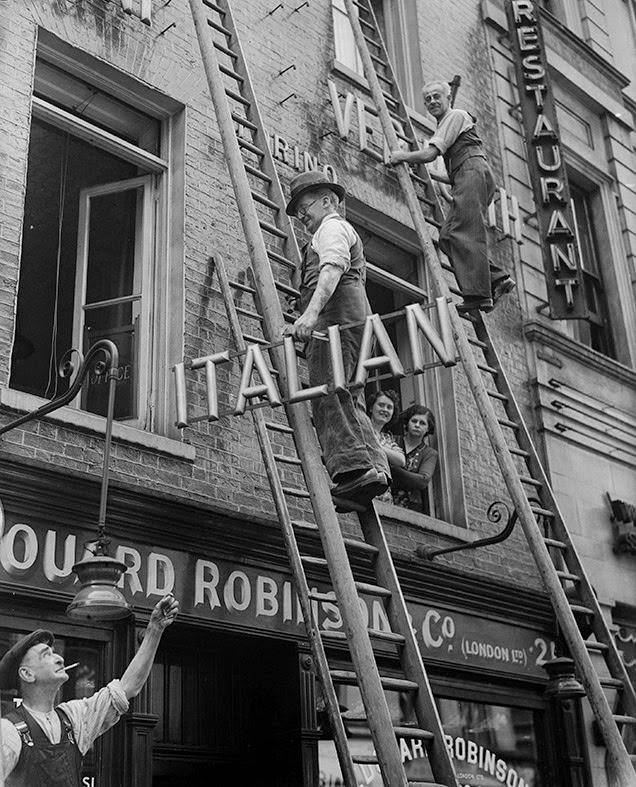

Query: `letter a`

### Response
(234, 344, 282, 415)
(353, 314, 405, 387)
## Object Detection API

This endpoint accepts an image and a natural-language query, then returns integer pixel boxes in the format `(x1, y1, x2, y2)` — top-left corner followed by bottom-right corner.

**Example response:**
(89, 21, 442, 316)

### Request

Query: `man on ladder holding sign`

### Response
(285, 170, 391, 508)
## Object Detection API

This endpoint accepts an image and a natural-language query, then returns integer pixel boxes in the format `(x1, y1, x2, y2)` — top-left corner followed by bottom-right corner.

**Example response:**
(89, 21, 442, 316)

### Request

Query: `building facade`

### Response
(0, 0, 634, 785)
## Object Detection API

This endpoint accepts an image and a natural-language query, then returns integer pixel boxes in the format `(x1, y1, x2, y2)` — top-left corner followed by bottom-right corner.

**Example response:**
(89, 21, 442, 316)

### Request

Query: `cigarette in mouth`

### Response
(63, 662, 80, 671)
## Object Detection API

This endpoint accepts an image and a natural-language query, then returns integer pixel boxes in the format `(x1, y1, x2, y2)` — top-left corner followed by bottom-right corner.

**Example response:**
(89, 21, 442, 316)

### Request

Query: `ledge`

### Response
(375, 501, 475, 543)
(0, 388, 196, 461)
(523, 320, 636, 387)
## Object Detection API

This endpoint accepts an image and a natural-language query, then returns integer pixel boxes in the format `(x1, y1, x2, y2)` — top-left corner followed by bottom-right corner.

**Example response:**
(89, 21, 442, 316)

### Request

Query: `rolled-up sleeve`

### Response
(59, 679, 130, 756)
(0, 718, 22, 779)
(429, 109, 473, 155)
(311, 216, 357, 274)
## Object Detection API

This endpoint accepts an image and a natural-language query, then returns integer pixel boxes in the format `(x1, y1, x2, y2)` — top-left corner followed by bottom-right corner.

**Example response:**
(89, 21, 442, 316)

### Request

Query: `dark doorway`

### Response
(151, 629, 302, 787)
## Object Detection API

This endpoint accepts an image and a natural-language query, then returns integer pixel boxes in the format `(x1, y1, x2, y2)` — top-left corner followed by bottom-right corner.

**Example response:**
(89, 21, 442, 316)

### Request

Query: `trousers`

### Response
(438, 157, 506, 299)
(307, 324, 389, 482)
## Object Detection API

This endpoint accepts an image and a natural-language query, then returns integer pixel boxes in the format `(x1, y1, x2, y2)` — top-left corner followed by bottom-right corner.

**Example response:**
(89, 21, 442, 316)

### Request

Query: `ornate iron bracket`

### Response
(417, 501, 517, 560)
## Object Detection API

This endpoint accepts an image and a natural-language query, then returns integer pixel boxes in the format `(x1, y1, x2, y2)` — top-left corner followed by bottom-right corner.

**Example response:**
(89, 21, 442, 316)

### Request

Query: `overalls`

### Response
(438, 126, 506, 299)
(298, 216, 389, 481)
(5, 706, 83, 787)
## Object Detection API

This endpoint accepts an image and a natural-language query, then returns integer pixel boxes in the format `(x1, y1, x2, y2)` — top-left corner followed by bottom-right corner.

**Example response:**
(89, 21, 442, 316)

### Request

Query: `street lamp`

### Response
(0, 340, 130, 620)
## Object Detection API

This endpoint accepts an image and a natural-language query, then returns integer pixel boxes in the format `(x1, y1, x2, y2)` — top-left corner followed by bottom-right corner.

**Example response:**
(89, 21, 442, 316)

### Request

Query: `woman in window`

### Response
(392, 405, 438, 514)
(366, 389, 405, 503)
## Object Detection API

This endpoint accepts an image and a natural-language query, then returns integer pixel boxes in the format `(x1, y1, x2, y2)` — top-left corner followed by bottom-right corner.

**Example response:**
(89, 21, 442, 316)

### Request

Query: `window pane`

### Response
(332, 0, 363, 73)
(10, 119, 138, 400)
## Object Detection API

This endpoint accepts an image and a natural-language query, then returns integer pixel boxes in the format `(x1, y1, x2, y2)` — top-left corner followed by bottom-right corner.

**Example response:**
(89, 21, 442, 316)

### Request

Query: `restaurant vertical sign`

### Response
(505, 0, 588, 319)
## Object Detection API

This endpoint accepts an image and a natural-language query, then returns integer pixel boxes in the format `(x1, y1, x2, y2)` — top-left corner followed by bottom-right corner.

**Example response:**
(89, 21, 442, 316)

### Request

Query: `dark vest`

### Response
(5, 705, 83, 787)
(443, 124, 486, 181)
(298, 215, 370, 331)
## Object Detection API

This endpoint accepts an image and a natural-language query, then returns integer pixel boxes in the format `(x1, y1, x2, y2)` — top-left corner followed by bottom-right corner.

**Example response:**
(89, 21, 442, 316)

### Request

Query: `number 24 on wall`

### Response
(534, 637, 557, 666)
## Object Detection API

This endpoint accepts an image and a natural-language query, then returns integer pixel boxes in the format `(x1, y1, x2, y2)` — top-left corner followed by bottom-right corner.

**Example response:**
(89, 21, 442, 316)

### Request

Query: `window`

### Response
(319, 686, 555, 785)
(344, 212, 467, 524)
(332, 0, 424, 112)
(569, 182, 615, 358)
(10, 43, 183, 432)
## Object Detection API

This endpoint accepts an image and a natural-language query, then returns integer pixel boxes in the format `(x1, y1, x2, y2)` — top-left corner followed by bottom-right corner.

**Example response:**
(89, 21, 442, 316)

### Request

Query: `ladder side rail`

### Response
(354, 0, 444, 224)
(212, 0, 303, 262)
(476, 321, 636, 713)
(189, 4, 410, 783)
(212, 252, 358, 786)
(342, 1, 636, 781)
(359, 507, 459, 786)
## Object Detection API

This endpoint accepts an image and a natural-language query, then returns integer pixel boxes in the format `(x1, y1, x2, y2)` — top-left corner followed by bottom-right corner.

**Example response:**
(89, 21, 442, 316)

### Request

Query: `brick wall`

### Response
(0, 0, 546, 591)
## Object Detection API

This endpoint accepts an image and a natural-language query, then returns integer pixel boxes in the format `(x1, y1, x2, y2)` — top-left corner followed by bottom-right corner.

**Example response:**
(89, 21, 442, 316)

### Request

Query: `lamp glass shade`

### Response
(66, 555, 131, 621)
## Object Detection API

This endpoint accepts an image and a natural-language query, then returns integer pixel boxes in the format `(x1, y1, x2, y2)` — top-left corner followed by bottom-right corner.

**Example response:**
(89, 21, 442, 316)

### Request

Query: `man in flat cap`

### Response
(286, 171, 390, 507)
(389, 79, 515, 314)
(0, 593, 178, 786)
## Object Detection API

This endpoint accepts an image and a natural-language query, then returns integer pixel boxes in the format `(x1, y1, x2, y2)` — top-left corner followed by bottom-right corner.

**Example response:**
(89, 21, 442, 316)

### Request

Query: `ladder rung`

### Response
(273, 452, 302, 466)
(219, 63, 244, 85)
(600, 677, 624, 689)
(292, 521, 379, 556)
(330, 671, 418, 692)
(244, 161, 271, 182)
(585, 640, 608, 653)
(352, 754, 379, 765)
(229, 279, 255, 295)
(264, 420, 294, 434)
(259, 219, 287, 239)
(362, 33, 381, 50)
(301, 555, 328, 568)
(544, 537, 567, 550)
(354, 580, 391, 598)
(358, 15, 375, 31)
(231, 111, 257, 132)
(569, 604, 594, 616)
(556, 570, 580, 582)
(468, 336, 488, 350)
(530, 505, 555, 518)
(238, 136, 264, 157)
(486, 389, 508, 402)
(519, 474, 542, 488)
(408, 782, 448, 787)
(207, 18, 232, 38)
(477, 361, 498, 375)
(282, 486, 311, 499)
(613, 715, 636, 725)
(509, 446, 530, 458)
(274, 279, 300, 297)
(497, 417, 519, 429)
(308, 591, 337, 602)
(393, 725, 434, 740)
(252, 189, 280, 211)
(202, 0, 225, 14)
(268, 248, 296, 268)
(235, 305, 263, 322)
(225, 86, 250, 107)
(212, 39, 237, 60)
(242, 332, 268, 345)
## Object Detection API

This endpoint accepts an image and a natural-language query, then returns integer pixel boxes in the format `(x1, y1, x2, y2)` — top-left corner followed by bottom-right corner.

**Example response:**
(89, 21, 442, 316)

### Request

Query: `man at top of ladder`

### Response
(389, 78, 516, 314)
(285, 170, 391, 508)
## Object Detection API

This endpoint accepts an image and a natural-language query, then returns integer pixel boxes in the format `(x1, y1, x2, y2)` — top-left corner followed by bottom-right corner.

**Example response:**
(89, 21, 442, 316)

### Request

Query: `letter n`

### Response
(405, 298, 456, 371)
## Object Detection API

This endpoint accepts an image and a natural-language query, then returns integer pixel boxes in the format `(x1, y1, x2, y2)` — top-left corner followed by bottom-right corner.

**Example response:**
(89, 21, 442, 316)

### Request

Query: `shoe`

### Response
(331, 469, 389, 500)
(456, 297, 494, 315)
(492, 276, 516, 305)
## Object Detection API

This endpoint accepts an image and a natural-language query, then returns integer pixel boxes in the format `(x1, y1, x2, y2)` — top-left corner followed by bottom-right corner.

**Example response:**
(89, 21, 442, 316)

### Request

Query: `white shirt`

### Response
(0, 679, 129, 778)
(311, 212, 358, 274)
(428, 108, 475, 155)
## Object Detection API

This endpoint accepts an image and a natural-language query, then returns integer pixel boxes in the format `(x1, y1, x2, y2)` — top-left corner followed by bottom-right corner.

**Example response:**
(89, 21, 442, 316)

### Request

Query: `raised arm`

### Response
(388, 144, 440, 167)
(120, 594, 179, 700)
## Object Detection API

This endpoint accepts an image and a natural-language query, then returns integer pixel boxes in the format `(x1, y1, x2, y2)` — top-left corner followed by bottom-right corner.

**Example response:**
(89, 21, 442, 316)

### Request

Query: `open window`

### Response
(10, 41, 184, 434)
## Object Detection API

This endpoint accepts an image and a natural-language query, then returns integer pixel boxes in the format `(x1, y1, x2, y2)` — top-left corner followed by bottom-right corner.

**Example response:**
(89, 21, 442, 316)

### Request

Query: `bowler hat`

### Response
(285, 171, 346, 215)
(0, 630, 54, 692)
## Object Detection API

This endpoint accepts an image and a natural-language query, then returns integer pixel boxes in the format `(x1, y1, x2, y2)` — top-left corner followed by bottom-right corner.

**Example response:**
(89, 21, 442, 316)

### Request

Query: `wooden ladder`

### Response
(183, 0, 461, 784)
(342, 0, 636, 782)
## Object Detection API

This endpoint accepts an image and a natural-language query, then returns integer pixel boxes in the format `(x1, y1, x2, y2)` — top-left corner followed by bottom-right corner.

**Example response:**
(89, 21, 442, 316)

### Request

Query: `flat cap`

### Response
(0, 630, 54, 692)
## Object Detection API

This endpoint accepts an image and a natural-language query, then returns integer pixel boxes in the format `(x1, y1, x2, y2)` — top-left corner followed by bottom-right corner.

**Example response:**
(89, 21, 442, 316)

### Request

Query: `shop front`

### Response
(0, 459, 589, 786)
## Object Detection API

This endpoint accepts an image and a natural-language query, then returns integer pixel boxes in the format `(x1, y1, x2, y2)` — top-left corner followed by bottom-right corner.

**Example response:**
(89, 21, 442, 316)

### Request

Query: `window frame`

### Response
(346, 201, 467, 528)
(7, 35, 186, 442)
